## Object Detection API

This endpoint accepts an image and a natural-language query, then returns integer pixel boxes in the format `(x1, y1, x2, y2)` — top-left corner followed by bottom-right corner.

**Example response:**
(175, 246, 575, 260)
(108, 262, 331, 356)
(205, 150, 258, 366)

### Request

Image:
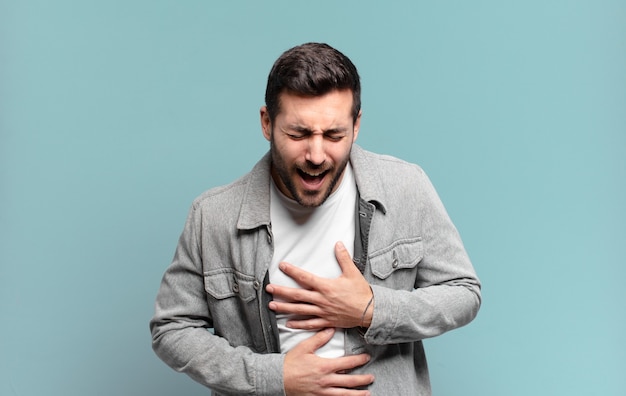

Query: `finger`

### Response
(326, 388, 372, 396)
(330, 353, 372, 374)
(268, 300, 323, 317)
(286, 317, 332, 330)
(266, 284, 317, 304)
(278, 262, 321, 289)
(327, 372, 375, 391)
(293, 328, 335, 353)
(335, 242, 360, 276)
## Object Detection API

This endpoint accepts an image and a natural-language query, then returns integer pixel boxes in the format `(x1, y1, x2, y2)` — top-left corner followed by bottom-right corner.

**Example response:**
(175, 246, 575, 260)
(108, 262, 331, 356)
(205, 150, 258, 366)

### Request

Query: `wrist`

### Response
(359, 287, 374, 328)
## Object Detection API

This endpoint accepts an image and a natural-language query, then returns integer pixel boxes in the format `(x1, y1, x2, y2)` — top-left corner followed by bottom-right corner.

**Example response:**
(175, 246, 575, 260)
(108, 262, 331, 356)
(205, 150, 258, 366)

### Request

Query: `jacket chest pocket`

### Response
(203, 269, 266, 351)
(368, 237, 423, 287)
(204, 268, 259, 302)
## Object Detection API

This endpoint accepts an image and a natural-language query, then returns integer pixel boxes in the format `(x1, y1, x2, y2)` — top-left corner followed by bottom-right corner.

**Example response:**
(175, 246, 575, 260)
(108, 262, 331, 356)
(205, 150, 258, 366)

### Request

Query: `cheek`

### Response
(275, 141, 303, 164)
(328, 144, 352, 164)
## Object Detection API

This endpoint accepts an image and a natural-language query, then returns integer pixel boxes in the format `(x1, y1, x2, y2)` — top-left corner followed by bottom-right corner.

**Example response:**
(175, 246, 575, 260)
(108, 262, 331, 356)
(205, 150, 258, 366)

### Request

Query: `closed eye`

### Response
(285, 126, 312, 140)
(325, 129, 348, 141)
(282, 126, 348, 141)
(326, 133, 345, 141)
(287, 133, 307, 140)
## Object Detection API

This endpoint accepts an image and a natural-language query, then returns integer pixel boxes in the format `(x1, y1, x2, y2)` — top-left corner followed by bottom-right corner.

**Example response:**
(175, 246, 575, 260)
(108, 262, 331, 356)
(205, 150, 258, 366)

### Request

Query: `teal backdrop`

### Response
(2, 1, 625, 395)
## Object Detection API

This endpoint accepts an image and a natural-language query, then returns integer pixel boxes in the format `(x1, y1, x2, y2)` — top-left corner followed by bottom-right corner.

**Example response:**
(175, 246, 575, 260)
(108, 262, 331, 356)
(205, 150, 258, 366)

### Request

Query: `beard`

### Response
(269, 139, 351, 208)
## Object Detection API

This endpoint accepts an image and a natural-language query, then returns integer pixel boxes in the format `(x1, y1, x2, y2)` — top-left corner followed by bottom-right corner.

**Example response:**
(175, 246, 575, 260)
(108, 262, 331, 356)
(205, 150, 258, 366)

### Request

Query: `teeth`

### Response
(300, 170, 325, 177)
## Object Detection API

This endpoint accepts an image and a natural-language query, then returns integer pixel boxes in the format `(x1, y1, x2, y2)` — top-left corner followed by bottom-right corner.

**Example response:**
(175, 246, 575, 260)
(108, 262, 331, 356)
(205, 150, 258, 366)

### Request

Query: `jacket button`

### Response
(392, 251, 399, 268)
(253, 280, 261, 290)
(232, 283, 239, 293)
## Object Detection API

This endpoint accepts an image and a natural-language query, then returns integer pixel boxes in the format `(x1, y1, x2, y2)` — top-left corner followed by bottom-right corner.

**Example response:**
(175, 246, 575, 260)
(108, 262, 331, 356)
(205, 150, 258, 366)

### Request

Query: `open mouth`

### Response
(297, 169, 329, 189)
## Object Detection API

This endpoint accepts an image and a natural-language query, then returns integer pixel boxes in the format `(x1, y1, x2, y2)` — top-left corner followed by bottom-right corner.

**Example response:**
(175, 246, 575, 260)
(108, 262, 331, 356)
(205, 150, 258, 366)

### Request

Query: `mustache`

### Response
(295, 162, 333, 174)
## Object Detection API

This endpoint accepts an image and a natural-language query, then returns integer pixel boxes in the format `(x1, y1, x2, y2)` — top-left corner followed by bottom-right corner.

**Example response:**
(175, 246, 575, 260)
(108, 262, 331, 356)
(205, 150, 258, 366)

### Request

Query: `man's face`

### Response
(260, 89, 360, 208)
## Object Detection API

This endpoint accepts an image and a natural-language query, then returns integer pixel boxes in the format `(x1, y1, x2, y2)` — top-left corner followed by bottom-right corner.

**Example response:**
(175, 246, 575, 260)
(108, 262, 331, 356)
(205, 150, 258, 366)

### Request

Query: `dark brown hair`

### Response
(264, 42, 361, 123)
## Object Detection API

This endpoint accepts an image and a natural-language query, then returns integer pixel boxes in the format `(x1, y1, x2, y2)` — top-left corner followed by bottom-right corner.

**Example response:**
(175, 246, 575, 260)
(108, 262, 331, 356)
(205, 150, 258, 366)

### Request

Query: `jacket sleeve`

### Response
(149, 203, 285, 396)
(364, 168, 481, 345)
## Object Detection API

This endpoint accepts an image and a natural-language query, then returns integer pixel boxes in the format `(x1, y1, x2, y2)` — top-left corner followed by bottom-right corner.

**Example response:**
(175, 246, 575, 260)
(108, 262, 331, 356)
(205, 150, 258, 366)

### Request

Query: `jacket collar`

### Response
(349, 144, 387, 214)
(237, 151, 273, 230)
(236, 144, 387, 230)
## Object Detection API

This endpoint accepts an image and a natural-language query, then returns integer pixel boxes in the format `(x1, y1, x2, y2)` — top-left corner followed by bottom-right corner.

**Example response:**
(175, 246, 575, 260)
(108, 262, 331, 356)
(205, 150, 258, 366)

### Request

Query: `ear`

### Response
(352, 110, 362, 143)
(260, 106, 272, 141)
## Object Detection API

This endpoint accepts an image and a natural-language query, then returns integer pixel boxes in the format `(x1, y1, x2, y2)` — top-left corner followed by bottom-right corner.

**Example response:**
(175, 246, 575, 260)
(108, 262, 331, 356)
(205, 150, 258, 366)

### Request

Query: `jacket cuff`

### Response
(255, 353, 286, 396)
(362, 284, 398, 344)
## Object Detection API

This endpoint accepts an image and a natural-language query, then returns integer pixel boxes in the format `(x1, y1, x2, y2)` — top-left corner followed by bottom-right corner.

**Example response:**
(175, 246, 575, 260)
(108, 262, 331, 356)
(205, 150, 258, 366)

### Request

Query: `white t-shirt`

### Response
(269, 164, 357, 358)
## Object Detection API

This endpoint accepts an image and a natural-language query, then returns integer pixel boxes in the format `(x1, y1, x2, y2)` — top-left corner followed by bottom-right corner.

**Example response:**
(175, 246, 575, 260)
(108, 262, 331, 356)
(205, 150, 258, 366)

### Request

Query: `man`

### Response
(150, 42, 481, 396)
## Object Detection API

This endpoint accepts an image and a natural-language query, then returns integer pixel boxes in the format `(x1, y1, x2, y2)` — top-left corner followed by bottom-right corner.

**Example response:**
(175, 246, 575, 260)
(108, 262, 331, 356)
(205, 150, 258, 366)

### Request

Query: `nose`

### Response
(305, 135, 326, 166)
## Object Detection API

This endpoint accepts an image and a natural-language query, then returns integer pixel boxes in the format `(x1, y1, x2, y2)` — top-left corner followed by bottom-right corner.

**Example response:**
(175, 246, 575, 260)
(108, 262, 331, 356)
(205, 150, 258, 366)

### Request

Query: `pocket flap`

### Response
(203, 269, 258, 303)
(369, 237, 423, 280)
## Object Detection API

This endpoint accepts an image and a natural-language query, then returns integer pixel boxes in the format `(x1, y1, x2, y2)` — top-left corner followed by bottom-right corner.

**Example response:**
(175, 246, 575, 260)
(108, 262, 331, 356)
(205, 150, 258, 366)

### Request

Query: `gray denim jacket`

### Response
(150, 145, 481, 396)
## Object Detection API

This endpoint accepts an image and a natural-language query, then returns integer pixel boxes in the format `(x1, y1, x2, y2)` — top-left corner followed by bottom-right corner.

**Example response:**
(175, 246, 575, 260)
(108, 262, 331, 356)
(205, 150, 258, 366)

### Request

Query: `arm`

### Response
(150, 205, 374, 396)
(149, 204, 284, 396)
(365, 169, 481, 344)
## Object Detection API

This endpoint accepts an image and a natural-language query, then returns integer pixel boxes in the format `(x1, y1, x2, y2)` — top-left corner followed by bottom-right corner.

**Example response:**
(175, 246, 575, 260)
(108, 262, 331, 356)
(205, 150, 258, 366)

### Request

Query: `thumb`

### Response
(295, 328, 335, 354)
(335, 241, 358, 275)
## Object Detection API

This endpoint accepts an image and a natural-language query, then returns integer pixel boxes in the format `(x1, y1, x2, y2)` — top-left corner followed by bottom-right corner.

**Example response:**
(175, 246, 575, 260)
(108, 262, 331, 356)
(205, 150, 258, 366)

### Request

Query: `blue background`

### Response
(1, 1, 624, 395)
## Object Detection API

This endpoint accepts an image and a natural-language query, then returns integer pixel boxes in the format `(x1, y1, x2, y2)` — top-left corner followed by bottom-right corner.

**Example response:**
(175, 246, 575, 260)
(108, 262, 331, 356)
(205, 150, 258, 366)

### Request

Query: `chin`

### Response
(296, 189, 331, 208)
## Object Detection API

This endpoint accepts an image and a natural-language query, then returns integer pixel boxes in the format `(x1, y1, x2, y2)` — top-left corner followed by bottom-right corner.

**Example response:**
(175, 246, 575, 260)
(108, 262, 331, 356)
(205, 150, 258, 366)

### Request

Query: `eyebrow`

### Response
(287, 125, 349, 134)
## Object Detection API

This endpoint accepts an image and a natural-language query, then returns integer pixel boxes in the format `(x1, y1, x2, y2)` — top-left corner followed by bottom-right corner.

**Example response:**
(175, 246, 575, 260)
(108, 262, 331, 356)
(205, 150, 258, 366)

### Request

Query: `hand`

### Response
(284, 328, 374, 396)
(267, 242, 374, 330)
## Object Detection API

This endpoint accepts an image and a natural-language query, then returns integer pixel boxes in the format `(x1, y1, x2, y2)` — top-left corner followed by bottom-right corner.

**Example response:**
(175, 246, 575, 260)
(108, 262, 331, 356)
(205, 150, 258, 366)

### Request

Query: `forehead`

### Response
(276, 89, 354, 122)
